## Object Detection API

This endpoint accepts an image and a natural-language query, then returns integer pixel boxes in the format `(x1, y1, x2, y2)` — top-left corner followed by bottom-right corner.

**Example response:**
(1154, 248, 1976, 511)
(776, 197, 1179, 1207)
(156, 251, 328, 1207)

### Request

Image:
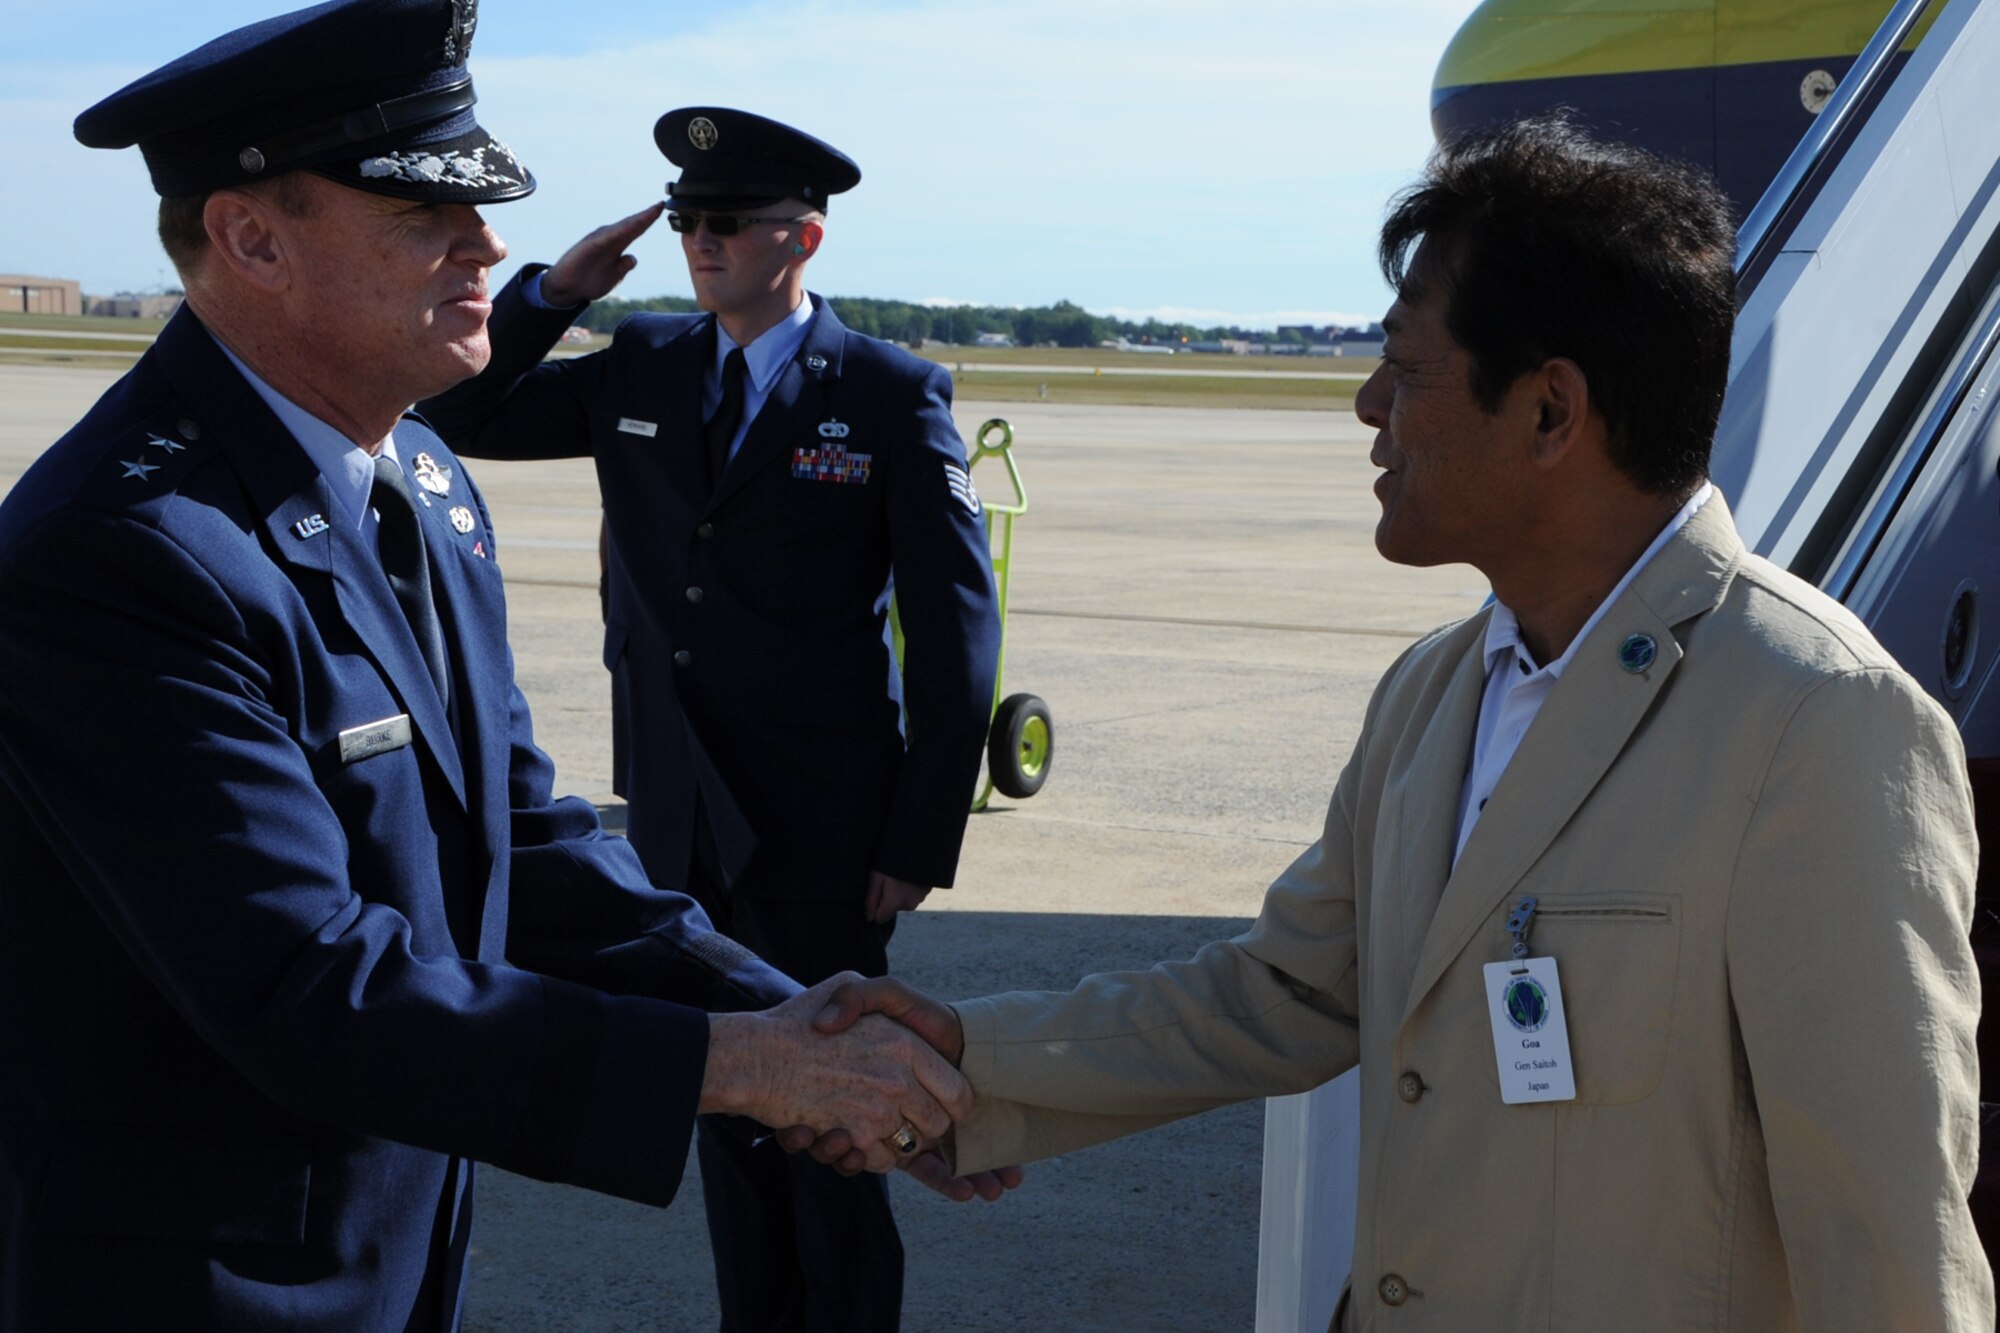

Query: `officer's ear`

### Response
(203, 189, 292, 293)
(792, 219, 824, 262)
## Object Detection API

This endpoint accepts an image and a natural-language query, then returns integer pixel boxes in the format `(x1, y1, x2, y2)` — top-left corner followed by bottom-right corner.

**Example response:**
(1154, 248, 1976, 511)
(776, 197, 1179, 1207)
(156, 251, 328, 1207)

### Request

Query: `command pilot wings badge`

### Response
(411, 452, 453, 497)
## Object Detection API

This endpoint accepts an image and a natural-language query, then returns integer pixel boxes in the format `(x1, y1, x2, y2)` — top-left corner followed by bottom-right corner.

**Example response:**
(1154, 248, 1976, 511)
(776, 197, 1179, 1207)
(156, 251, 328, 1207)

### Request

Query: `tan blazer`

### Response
(951, 497, 1991, 1330)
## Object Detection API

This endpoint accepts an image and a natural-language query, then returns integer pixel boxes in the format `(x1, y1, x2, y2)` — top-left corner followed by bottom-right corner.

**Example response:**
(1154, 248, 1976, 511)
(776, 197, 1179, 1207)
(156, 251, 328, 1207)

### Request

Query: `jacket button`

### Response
(1378, 1274, 1409, 1307)
(673, 650, 691, 667)
(1397, 1071, 1424, 1104)
(696, 523, 715, 539)
(685, 586, 704, 603)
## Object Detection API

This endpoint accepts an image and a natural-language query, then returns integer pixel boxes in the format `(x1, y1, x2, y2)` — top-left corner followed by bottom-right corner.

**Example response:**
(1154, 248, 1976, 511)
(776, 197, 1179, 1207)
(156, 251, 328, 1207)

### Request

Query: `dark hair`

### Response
(156, 172, 320, 275)
(1379, 115, 1737, 496)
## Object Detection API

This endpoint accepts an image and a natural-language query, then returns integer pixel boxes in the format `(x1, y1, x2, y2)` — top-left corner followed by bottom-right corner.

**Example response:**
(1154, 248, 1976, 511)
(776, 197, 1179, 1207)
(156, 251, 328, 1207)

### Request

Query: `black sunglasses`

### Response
(667, 211, 811, 237)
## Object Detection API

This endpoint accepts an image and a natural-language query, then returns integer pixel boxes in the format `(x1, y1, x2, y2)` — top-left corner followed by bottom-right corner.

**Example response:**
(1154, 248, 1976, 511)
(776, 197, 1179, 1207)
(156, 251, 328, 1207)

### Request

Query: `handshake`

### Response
(699, 973, 1024, 1202)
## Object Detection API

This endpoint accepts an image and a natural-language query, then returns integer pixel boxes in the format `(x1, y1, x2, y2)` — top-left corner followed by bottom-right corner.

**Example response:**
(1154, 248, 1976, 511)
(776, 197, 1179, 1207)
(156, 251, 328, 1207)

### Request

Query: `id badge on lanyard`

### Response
(1483, 897, 1577, 1104)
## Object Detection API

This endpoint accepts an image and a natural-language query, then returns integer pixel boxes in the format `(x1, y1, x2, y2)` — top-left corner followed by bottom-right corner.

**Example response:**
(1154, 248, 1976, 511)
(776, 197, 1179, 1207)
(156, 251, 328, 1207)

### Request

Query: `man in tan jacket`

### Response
(804, 117, 1992, 1328)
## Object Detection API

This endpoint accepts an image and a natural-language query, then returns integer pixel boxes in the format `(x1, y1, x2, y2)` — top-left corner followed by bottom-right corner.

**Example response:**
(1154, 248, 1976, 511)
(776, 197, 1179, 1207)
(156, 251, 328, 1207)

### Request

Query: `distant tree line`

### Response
(574, 293, 1278, 348)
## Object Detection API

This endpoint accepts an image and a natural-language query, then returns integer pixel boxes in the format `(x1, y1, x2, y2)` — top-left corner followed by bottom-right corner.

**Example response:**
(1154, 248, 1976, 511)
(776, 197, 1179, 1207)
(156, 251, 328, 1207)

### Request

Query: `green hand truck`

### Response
(891, 418, 1052, 810)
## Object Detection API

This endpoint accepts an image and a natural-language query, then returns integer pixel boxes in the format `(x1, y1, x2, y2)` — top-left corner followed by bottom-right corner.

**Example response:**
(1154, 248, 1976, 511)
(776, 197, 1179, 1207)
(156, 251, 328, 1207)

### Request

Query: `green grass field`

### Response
(950, 368, 1357, 412)
(0, 311, 169, 335)
(0, 314, 1369, 411)
(0, 333, 153, 354)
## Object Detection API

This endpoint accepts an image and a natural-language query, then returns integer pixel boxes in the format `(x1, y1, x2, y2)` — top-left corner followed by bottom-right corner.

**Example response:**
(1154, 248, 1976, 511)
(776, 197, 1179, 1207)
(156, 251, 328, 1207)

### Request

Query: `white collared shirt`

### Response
(706, 297, 815, 466)
(210, 332, 403, 555)
(1451, 483, 1713, 866)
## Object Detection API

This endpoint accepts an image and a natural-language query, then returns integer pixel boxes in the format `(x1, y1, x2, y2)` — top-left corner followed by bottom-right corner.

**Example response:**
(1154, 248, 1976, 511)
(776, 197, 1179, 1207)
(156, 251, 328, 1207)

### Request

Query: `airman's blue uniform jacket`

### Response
(0, 308, 795, 1331)
(424, 278, 1001, 901)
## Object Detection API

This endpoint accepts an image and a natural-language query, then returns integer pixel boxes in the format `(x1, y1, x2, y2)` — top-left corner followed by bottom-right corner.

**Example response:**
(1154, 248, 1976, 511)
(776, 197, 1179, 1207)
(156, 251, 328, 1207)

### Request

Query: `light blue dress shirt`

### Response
(210, 332, 405, 556)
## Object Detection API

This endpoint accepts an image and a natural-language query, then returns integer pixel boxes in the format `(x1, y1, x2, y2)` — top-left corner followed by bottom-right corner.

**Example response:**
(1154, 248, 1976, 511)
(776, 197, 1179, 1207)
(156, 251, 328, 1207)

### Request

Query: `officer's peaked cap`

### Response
(656, 107, 859, 214)
(74, 0, 534, 205)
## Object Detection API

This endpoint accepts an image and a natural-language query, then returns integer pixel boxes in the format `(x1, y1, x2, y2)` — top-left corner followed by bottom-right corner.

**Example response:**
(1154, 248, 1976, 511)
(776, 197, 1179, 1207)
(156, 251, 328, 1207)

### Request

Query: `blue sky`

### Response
(3, 0, 1483, 328)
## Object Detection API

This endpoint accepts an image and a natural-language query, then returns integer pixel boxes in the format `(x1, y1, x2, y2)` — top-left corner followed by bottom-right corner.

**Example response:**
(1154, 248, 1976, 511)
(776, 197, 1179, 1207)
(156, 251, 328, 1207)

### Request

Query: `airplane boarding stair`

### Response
(1712, 0, 2000, 1256)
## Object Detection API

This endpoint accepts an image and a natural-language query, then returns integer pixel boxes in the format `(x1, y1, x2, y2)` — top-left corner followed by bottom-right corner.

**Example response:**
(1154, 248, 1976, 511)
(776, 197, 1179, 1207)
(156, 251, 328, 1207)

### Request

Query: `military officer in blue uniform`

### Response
(423, 107, 1004, 1331)
(0, 10, 978, 1331)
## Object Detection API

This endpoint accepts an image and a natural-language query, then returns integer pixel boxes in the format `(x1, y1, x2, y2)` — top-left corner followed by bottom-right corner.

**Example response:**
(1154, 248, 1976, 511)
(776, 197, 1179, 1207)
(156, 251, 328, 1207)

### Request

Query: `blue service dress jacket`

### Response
(0, 307, 797, 1332)
(422, 275, 1001, 901)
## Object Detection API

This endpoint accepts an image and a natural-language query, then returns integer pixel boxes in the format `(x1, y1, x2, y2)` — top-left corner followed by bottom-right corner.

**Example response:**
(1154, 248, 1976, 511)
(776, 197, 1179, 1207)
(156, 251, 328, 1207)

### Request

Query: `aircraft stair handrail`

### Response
(1823, 277, 2000, 603)
(1735, 0, 1937, 297)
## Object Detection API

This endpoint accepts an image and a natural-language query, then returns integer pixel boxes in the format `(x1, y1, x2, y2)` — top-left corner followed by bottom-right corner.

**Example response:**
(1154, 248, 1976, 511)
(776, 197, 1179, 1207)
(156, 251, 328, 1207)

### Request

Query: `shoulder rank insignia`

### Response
(119, 458, 160, 480)
(412, 452, 453, 496)
(944, 461, 980, 515)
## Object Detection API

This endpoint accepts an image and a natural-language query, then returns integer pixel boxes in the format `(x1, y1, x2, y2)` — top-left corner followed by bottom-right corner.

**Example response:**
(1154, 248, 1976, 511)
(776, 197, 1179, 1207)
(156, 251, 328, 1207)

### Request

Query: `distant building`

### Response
(1271, 323, 1383, 356)
(87, 293, 182, 319)
(975, 331, 1014, 348)
(1187, 339, 1254, 355)
(1331, 325, 1385, 358)
(1, 274, 83, 317)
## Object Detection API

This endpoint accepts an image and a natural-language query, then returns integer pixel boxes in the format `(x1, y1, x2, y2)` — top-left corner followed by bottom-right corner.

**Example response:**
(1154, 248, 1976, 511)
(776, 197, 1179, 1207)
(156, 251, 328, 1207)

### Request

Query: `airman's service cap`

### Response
(656, 108, 860, 214)
(73, 0, 533, 205)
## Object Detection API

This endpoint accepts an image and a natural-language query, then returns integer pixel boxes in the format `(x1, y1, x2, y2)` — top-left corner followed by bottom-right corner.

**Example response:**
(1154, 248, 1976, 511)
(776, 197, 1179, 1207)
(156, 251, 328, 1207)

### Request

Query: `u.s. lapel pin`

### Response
(1617, 633, 1657, 673)
(294, 514, 331, 540)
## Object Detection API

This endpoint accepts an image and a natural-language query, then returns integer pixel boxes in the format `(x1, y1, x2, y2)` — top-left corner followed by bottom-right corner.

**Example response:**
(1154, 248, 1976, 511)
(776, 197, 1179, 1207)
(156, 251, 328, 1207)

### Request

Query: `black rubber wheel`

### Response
(988, 693, 1052, 799)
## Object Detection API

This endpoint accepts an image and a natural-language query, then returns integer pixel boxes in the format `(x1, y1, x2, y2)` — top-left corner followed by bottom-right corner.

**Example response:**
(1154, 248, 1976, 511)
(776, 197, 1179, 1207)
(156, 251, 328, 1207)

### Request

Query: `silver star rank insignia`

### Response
(147, 433, 186, 454)
(120, 458, 160, 479)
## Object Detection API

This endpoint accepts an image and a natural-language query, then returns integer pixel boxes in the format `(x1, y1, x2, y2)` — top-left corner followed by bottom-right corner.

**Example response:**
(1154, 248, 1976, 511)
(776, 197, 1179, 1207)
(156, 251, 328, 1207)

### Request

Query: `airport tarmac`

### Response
(0, 364, 1487, 1331)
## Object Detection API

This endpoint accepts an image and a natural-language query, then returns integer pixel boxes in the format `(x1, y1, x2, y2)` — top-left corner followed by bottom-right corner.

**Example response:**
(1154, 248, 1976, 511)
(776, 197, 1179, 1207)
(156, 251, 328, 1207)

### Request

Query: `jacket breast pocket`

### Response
(34, 1124, 311, 1245)
(1527, 893, 1681, 1106)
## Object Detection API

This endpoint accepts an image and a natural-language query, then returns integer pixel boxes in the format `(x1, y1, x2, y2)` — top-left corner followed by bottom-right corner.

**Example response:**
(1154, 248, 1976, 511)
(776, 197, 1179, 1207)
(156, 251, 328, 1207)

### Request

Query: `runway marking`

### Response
(498, 578, 1438, 641)
(977, 810, 1314, 848)
(1011, 606, 1430, 639)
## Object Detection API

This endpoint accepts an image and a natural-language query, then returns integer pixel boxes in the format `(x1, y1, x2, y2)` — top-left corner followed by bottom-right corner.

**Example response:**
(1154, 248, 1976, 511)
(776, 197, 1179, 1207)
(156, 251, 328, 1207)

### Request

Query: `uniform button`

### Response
(1397, 1071, 1424, 1104)
(673, 650, 691, 667)
(685, 586, 704, 603)
(1378, 1274, 1409, 1307)
(696, 523, 715, 539)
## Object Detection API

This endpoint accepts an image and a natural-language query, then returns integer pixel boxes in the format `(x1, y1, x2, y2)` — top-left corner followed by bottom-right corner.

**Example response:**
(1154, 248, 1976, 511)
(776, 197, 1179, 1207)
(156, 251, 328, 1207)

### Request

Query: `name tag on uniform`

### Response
(338, 713, 412, 764)
(1484, 956, 1577, 1103)
(617, 417, 658, 437)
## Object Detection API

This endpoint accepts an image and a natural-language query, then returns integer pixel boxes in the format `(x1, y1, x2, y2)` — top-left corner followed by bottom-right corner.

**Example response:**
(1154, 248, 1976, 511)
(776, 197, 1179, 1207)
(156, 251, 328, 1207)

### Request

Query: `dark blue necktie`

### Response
(372, 452, 452, 711)
(704, 347, 747, 491)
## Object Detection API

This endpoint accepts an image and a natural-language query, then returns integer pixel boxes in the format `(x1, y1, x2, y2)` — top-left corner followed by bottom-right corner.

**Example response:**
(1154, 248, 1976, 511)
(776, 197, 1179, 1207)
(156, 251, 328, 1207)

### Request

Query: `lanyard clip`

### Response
(1506, 896, 1539, 961)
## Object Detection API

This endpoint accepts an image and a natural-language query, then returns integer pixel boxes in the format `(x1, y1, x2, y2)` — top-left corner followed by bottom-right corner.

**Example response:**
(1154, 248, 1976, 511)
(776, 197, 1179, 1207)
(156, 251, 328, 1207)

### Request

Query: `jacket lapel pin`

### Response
(411, 452, 452, 497)
(1618, 633, 1657, 673)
